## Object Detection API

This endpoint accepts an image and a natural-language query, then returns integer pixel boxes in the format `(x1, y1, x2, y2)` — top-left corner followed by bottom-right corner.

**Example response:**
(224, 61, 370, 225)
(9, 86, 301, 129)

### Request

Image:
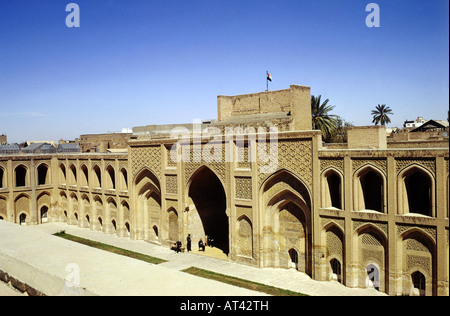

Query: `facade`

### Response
(0, 85, 448, 296)
(404, 117, 427, 129)
(78, 132, 132, 153)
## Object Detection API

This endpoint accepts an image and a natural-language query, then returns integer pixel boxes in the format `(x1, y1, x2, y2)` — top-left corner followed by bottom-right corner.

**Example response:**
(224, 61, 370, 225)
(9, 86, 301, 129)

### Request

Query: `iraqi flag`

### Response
(267, 71, 272, 82)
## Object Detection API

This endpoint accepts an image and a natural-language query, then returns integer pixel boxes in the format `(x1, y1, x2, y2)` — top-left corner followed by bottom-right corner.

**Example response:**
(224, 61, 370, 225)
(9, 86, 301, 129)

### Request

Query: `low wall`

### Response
(0, 221, 94, 296)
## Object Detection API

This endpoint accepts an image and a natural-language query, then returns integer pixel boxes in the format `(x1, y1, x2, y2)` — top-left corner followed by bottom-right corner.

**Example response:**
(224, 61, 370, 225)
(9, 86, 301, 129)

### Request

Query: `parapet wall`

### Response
(347, 125, 387, 149)
(217, 85, 311, 131)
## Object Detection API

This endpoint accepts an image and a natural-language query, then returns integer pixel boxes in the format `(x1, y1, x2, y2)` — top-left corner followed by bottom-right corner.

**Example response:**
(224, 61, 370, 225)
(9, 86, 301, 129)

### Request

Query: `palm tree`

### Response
(371, 104, 393, 126)
(311, 95, 338, 139)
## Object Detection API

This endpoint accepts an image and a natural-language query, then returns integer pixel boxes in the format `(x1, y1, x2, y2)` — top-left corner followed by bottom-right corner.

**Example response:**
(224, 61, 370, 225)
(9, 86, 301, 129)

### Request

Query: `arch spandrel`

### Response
(261, 169, 311, 212)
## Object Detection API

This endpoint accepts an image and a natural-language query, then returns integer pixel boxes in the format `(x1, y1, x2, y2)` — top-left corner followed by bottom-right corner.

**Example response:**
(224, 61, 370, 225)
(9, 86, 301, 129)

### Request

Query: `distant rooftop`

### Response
(0, 144, 20, 155)
(57, 144, 81, 153)
(411, 120, 449, 133)
(22, 143, 56, 154)
(0, 143, 80, 155)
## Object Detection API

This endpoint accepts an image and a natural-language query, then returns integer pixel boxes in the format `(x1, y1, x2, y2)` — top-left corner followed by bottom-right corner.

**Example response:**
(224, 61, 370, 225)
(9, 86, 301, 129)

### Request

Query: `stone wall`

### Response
(347, 126, 387, 149)
(217, 85, 312, 131)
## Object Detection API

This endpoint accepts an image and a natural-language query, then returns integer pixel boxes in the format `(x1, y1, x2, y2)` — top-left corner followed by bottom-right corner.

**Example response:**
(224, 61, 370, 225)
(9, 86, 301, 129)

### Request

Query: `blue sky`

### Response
(0, 0, 448, 143)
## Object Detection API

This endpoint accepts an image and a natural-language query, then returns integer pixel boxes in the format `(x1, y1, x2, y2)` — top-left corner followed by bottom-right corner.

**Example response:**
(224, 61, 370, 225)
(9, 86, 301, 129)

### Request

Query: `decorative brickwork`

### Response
(258, 139, 313, 189)
(183, 145, 226, 185)
(352, 159, 387, 175)
(166, 175, 178, 194)
(396, 159, 436, 176)
(130, 146, 162, 179)
(320, 159, 344, 173)
(235, 177, 252, 200)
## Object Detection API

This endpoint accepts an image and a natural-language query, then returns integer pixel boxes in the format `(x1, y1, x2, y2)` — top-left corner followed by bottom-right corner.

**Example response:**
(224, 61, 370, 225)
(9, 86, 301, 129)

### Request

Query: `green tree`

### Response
(311, 95, 338, 140)
(327, 117, 354, 143)
(371, 104, 394, 126)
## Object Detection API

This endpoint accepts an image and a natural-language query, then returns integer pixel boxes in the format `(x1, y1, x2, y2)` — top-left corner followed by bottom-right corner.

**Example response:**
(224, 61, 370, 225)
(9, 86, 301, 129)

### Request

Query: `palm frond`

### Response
(371, 104, 394, 126)
(311, 95, 338, 138)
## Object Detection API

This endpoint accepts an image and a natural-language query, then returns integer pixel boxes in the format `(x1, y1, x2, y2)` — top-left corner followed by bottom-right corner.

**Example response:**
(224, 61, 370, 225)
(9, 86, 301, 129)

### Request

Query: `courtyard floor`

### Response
(23, 222, 385, 296)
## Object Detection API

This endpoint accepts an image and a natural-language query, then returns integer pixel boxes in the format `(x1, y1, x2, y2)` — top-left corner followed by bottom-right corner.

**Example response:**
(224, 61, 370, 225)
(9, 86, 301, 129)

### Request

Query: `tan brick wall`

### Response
(217, 85, 312, 131)
(347, 126, 387, 149)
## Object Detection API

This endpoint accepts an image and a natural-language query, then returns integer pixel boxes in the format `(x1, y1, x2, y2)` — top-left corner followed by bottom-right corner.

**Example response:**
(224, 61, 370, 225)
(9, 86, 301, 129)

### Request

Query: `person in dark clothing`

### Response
(198, 239, 205, 251)
(207, 236, 214, 248)
(187, 234, 192, 252)
(175, 240, 182, 253)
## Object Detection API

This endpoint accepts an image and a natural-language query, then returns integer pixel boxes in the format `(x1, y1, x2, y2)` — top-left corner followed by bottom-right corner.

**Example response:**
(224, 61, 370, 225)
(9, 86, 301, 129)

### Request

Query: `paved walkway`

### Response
(28, 222, 385, 296)
(0, 221, 264, 296)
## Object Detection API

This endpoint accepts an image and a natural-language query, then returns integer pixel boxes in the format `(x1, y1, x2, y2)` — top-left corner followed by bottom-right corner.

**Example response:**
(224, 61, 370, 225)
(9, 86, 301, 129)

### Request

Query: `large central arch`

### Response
(187, 166, 229, 255)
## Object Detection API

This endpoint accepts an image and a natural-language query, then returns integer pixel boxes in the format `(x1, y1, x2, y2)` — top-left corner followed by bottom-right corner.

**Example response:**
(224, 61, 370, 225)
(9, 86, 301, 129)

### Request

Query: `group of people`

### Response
(173, 234, 213, 253)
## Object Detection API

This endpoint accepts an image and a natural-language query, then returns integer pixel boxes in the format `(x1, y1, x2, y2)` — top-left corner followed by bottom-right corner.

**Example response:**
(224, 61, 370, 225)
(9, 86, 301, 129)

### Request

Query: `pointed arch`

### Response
(93, 195, 103, 227)
(236, 215, 253, 258)
(353, 223, 388, 292)
(81, 193, 90, 213)
(37, 191, 51, 223)
(397, 228, 436, 296)
(92, 164, 102, 188)
(36, 163, 50, 186)
(321, 167, 343, 210)
(0, 195, 7, 220)
(124, 222, 131, 236)
(69, 164, 77, 185)
(80, 164, 89, 187)
(321, 221, 345, 283)
(398, 164, 435, 217)
(15, 193, 30, 224)
(261, 169, 311, 211)
(261, 169, 312, 275)
(121, 199, 130, 211)
(93, 195, 103, 206)
(354, 165, 386, 213)
(167, 207, 179, 242)
(105, 164, 116, 190)
(107, 197, 118, 232)
(106, 196, 117, 208)
(186, 165, 227, 195)
(134, 168, 161, 241)
(19, 212, 27, 225)
(186, 165, 229, 255)
(70, 192, 78, 201)
(119, 167, 128, 191)
(79, 193, 90, 228)
(59, 163, 66, 184)
(15, 164, 29, 187)
(135, 168, 160, 195)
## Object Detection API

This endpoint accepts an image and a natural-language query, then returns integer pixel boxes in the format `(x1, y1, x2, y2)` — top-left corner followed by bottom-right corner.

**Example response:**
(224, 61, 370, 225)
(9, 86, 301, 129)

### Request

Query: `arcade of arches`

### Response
(0, 137, 448, 296)
(0, 110, 448, 296)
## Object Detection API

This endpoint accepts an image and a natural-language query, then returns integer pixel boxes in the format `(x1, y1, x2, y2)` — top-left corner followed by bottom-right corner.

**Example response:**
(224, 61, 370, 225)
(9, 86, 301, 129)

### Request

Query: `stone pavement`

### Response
(0, 221, 265, 296)
(28, 222, 385, 296)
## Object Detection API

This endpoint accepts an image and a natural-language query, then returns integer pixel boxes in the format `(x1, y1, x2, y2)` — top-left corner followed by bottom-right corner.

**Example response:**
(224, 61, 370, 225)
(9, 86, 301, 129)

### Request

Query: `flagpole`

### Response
(266, 71, 268, 92)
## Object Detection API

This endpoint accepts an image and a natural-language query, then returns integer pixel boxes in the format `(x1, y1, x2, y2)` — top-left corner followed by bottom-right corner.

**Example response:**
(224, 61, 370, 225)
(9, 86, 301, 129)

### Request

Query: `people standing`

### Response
(187, 234, 192, 252)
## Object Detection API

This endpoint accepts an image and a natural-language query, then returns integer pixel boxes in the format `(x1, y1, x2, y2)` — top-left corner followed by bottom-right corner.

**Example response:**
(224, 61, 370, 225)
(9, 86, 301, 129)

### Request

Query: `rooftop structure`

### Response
(0, 135, 7, 145)
(0, 144, 20, 155)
